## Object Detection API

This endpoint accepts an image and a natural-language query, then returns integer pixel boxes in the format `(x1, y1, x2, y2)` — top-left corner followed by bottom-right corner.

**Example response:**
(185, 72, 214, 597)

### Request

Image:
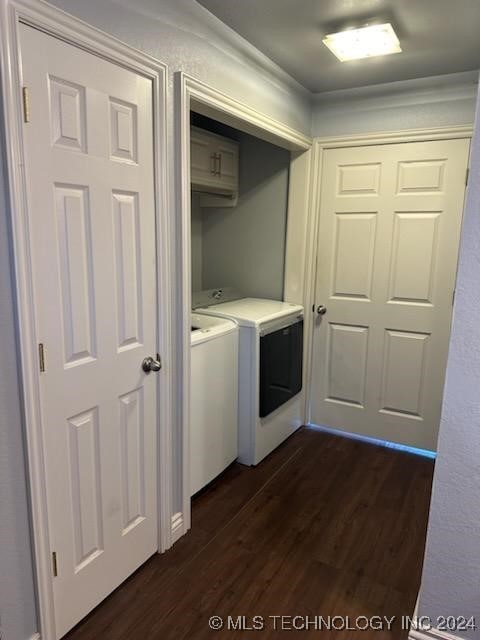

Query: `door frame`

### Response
(175, 72, 311, 538)
(304, 126, 473, 429)
(0, 1, 173, 638)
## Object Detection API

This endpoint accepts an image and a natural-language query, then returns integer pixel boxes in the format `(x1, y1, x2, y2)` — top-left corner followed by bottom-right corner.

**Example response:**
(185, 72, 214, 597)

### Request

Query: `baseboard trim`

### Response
(409, 627, 465, 640)
(407, 597, 467, 640)
(307, 423, 436, 459)
(171, 512, 184, 544)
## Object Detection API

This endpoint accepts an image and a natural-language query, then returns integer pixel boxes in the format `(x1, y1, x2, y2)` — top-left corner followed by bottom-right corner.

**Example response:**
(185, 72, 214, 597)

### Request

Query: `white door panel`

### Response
(20, 24, 158, 637)
(311, 139, 470, 450)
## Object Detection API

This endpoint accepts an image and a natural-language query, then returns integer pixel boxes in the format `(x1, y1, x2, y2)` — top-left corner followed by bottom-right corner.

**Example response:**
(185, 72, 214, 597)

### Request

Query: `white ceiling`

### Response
(195, 0, 480, 93)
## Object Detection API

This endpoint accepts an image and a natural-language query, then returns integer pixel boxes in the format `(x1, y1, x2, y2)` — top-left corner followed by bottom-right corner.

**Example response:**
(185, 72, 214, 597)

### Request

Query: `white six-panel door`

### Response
(20, 24, 159, 637)
(311, 139, 470, 451)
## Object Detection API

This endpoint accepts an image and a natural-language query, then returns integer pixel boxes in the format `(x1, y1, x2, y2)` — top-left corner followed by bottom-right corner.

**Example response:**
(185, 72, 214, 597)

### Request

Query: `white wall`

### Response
(49, 0, 311, 134)
(312, 71, 478, 137)
(415, 83, 480, 640)
(0, 2, 310, 639)
(191, 193, 203, 292)
(202, 132, 290, 299)
(0, 99, 38, 640)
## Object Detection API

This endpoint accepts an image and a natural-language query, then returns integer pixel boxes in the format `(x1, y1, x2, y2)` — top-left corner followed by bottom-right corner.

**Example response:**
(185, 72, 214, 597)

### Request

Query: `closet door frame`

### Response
(176, 72, 312, 539)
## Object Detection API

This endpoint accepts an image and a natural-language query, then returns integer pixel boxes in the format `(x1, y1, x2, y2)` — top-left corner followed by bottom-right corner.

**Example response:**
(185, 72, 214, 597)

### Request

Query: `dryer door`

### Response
(259, 319, 303, 418)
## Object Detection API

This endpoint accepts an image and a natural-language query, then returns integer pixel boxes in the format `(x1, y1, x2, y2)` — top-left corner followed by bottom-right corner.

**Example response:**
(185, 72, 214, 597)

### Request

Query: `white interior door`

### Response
(20, 24, 159, 637)
(310, 138, 470, 451)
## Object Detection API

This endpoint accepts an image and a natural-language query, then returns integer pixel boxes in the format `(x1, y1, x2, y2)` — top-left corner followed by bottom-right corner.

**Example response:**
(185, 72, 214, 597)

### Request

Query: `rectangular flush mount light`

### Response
(323, 23, 401, 61)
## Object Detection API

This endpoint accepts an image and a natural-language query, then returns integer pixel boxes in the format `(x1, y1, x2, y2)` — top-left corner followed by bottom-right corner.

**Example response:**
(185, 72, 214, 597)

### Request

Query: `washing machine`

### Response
(193, 289, 304, 466)
(190, 312, 239, 495)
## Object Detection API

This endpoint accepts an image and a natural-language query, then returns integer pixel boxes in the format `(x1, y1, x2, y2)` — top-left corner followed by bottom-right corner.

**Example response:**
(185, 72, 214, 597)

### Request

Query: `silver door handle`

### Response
(316, 305, 327, 316)
(142, 355, 162, 373)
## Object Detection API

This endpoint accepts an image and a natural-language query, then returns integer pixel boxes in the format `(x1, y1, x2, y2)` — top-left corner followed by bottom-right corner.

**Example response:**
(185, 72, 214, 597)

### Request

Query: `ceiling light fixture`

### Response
(322, 23, 402, 62)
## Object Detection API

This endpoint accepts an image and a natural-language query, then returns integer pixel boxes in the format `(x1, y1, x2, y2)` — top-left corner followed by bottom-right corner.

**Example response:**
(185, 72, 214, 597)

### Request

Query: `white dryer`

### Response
(194, 289, 304, 466)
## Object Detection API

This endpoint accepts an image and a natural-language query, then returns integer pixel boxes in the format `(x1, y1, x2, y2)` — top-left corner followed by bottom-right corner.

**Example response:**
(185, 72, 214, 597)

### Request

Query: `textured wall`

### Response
(416, 84, 480, 639)
(48, 0, 311, 134)
(0, 98, 38, 640)
(202, 132, 290, 300)
(312, 71, 478, 137)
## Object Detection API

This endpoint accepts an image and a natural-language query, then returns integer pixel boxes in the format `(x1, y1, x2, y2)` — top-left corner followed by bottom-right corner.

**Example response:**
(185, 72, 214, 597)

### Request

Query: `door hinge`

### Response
(22, 87, 30, 123)
(52, 552, 58, 577)
(466, 168, 470, 186)
(38, 343, 45, 372)
(452, 289, 456, 306)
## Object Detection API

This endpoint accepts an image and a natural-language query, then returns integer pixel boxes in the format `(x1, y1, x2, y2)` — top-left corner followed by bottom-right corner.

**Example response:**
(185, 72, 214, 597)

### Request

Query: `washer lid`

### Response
(191, 312, 238, 345)
(195, 298, 303, 328)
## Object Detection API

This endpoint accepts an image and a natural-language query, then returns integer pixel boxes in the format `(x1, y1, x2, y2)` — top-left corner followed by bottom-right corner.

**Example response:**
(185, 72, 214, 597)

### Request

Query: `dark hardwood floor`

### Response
(65, 427, 434, 639)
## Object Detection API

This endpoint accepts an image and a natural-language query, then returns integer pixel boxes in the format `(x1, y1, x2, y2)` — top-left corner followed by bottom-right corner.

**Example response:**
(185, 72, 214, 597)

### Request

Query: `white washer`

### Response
(195, 292, 304, 466)
(190, 313, 239, 495)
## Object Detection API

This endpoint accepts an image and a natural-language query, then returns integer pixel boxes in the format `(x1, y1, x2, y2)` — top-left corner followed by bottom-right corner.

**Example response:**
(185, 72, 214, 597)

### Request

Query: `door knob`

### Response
(142, 355, 162, 373)
(316, 305, 327, 316)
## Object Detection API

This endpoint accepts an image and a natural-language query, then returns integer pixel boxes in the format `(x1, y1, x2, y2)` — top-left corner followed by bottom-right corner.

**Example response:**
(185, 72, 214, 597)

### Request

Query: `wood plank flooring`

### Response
(65, 427, 434, 639)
